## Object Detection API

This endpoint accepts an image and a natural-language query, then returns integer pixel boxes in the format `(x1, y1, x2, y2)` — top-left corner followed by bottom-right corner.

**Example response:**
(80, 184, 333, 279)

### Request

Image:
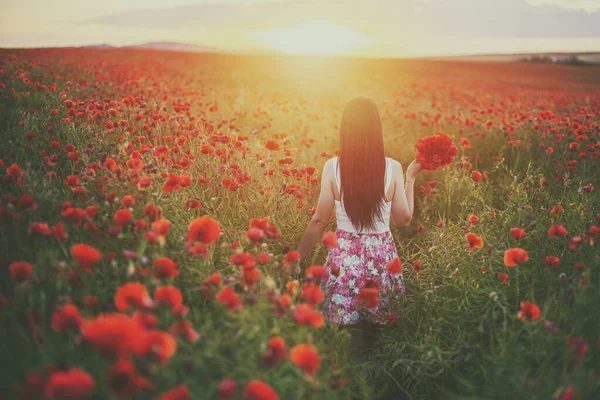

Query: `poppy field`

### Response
(0, 48, 599, 399)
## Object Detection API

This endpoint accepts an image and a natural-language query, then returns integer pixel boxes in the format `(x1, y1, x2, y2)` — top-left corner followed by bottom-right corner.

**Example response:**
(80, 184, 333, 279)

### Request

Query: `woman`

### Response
(284, 96, 422, 355)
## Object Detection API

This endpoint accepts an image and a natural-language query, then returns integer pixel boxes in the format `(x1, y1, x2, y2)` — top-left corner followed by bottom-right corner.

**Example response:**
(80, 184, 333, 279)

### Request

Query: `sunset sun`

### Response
(253, 20, 373, 56)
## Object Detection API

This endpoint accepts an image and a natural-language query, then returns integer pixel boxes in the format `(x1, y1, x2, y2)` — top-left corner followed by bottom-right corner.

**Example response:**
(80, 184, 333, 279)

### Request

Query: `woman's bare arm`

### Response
(390, 160, 412, 228)
(295, 159, 335, 264)
(390, 160, 421, 228)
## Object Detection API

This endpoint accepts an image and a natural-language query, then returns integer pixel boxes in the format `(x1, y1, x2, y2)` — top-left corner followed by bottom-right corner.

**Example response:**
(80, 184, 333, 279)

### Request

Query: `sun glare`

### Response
(252, 20, 373, 56)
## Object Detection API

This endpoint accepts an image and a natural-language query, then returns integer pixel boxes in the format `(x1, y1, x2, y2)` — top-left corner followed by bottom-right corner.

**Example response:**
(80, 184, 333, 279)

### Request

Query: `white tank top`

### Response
(332, 156, 393, 234)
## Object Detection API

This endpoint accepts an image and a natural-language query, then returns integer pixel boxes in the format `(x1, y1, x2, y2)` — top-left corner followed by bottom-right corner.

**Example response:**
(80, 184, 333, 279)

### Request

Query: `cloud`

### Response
(85, 0, 318, 30)
(84, 0, 600, 39)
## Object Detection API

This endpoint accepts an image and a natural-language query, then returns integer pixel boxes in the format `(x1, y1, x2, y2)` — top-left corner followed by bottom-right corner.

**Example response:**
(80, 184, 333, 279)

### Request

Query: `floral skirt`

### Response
(319, 229, 407, 325)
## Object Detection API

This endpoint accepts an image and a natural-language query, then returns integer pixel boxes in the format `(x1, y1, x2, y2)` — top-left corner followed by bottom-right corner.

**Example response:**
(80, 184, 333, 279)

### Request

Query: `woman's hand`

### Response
(406, 160, 423, 180)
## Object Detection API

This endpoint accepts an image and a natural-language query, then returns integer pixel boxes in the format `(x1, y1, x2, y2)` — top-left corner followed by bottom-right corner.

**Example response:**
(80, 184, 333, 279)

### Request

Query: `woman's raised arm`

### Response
(390, 159, 421, 228)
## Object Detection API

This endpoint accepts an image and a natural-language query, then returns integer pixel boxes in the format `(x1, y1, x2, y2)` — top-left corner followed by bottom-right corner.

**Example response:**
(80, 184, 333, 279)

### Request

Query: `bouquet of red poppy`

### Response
(414, 132, 458, 171)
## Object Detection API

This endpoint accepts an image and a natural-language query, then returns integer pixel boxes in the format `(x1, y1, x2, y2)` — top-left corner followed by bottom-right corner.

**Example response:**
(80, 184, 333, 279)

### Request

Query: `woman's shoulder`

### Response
(322, 157, 337, 175)
(386, 157, 403, 169)
(324, 157, 339, 170)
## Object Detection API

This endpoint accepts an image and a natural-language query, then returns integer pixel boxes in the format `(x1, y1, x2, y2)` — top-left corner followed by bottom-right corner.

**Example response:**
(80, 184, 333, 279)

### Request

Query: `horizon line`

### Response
(1, 42, 600, 61)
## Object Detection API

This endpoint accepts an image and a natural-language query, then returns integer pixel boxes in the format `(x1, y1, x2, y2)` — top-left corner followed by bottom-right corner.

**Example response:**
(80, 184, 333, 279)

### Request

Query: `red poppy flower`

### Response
(152, 218, 171, 237)
(290, 343, 321, 375)
(44, 368, 95, 400)
(114, 209, 133, 229)
(544, 256, 560, 268)
(510, 228, 527, 241)
(358, 280, 379, 308)
(282, 250, 300, 270)
(249, 217, 280, 239)
(468, 214, 480, 226)
(6, 163, 23, 182)
(517, 301, 540, 320)
(229, 252, 255, 268)
(65, 175, 79, 188)
(70, 244, 102, 272)
(466, 233, 484, 252)
(201, 273, 221, 298)
(29, 222, 52, 236)
(459, 137, 471, 149)
(178, 175, 191, 188)
(185, 199, 201, 209)
(386, 257, 403, 275)
(262, 336, 287, 367)
(471, 171, 483, 182)
(144, 204, 162, 221)
(140, 330, 177, 365)
(497, 273, 509, 285)
(51, 304, 82, 333)
(242, 264, 261, 287)
(153, 257, 179, 279)
(86, 205, 98, 219)
(293, 303, 324, 328)
(301, 283, 324, 304)
(244, 380, 278, 400)
(215, 286, 243, 312)
(121, 195, 135, 207)
(264, 140, 280, 151)
(413, 260, 421, 274)
(385, 313, 400, 324)
(268, 336, 287, 361)
(504, 248, 528, 267)
(322, 231, 338, 248)
(245, 227, 264, 243)
(187, 216, 220, 244)
(62, 207, 87, 224)
(305, 265, 328, 282)
(114, 282, 155, 312)
(256, 252, 271, 265)
(155, 285, 183, 308)
(9, 261, 33, 283)
(162, 174, 181, 193)
(548, 224, 568, 238)
(414, 132, 458, 171)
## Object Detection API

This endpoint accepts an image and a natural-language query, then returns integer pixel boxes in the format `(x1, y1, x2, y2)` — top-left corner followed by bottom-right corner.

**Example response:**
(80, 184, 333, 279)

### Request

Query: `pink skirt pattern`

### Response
(320, 229, 407, 325)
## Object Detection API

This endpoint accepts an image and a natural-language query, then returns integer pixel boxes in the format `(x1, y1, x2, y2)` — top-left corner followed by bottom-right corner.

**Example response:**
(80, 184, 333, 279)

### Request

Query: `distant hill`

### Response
(121, 42, 220, 53)
(430, 52, 600, 65)
(79, 42, 271, 55)
(80, 44, 115, 49)
(34, 43, 600, 64)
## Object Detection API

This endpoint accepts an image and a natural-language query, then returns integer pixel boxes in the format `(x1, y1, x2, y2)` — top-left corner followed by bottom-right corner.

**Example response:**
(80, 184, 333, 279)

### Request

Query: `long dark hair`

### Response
(337, 97, 386, 232)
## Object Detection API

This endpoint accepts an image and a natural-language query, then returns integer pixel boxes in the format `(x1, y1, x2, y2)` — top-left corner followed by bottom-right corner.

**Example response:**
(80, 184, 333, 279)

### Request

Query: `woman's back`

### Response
(331, 156, 393, 234)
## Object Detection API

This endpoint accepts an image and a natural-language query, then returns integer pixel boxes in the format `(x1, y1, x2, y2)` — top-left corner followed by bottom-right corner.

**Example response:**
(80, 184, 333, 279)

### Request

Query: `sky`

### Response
(1, 0, 599, 57)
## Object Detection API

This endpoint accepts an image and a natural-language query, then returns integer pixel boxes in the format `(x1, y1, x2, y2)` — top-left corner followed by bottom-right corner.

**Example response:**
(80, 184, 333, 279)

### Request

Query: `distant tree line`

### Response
(518, 55, 588, 66)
